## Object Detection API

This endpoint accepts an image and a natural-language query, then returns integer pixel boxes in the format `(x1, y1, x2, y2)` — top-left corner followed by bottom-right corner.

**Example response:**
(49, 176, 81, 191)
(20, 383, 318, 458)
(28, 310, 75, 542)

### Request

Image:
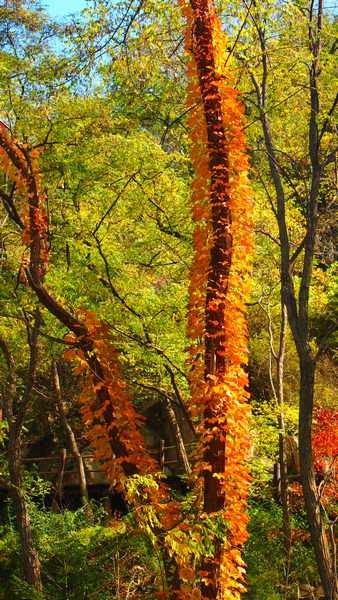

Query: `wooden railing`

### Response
(20, 440, 197, 482)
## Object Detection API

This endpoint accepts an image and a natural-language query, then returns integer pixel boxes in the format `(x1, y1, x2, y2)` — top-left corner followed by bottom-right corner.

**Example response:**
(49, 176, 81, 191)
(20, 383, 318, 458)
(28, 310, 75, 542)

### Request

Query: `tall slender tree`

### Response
(244, 2, 337, 596)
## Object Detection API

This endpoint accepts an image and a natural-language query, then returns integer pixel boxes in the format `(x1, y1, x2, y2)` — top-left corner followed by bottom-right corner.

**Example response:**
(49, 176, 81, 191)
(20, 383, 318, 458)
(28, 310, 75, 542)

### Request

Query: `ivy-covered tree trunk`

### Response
(183, 1, 252, 597)
(187, 3, 231, 593)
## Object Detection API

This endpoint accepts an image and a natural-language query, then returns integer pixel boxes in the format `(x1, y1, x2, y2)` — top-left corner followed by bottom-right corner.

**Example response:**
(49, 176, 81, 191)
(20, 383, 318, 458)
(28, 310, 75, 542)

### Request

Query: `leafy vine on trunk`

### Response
(181, 1, 253, 597)
(0, 123, 159, 488)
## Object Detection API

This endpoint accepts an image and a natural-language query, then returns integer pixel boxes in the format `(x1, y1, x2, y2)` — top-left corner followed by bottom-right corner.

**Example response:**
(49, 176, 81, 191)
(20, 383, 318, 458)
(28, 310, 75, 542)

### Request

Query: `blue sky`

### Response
(43, 0, 87, 17)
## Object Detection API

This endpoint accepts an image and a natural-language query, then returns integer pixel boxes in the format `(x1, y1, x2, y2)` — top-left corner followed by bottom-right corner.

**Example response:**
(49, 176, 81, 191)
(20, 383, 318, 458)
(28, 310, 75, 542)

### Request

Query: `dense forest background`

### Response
(0, 1, 336, 599)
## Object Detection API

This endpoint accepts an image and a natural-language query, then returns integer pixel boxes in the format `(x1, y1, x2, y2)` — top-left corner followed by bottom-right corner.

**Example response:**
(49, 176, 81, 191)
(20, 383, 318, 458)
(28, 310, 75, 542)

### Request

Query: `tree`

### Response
(0, 312, 43, 593)
(0, 1, 336, 598)
(242, 1, 337, 596)
(183, 0, 252, 596)
(52, 361, 89, 504)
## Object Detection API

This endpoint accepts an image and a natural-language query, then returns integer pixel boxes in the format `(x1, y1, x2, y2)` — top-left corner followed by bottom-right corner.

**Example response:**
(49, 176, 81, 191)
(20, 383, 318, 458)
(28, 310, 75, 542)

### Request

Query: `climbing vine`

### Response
(0, 125, 179, 589)
(0, 0, 254, 588)
(64, 313, 159, 485)
(0, 121, 49, 279)
(0, 123, 158, 488)
(181, 1, 253, 597)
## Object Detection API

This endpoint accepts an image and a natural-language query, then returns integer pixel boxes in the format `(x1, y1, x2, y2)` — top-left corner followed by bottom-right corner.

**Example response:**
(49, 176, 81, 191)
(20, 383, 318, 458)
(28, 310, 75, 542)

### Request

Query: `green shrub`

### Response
(244, 500, 318, 600)
(0, 502, 160, 600)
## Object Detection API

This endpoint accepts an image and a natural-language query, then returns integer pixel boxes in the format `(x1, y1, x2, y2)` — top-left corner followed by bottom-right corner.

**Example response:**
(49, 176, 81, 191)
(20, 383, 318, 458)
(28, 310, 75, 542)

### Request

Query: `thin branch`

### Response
(92, 233, 142, 318)
(112, 325, 187, 379)
(224, 0, 254, 66)
(92, 173, 137, 236)
(255, 228, 280, 246)
(0, 183, 24, 229)
(40, 332, 76, 346)
(164, 364, 196, 436)
(253, 168, 278, 218)
(290, 235, 306, 266)
(319, 92, 338, 142)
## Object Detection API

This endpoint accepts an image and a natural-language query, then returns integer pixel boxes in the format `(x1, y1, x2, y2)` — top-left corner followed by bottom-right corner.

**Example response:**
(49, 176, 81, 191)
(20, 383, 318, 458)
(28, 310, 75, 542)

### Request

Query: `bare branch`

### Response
(255, 228, 280, 246)
(289, 236, 306, 267)
(164, 364, 196, 436)
(0, 183, 24, 229)
(92, 173, 137, 236)
(319, 93, 338, 142)
(92, 233, 142, 318)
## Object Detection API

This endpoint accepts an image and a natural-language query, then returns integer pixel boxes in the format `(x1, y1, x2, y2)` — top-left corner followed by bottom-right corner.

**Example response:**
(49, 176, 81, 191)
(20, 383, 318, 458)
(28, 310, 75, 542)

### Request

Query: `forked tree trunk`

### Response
(247, 7, 337, 588)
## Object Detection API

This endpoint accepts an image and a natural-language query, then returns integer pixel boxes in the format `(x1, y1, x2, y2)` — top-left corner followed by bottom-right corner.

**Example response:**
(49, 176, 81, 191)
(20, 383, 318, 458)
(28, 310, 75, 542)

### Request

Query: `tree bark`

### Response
(298, 354, 337, 600)
(247, 5, 337, 594)
(162, 395, 191, 475)
(53, 362, 88, 504)
(0, 325, 43, 594)
(8, 436, 43, 593)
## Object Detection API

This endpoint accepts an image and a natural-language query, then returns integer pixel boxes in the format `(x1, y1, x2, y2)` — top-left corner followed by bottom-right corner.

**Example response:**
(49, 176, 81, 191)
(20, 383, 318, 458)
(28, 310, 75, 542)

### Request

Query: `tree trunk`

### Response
(278, 431, 292, 583)
(298, 354, 337, 600)
(276, 306, 292, 576)
(248, 15, 336, 589)
(8, 437, 43, 593)
(0, 324, 43, 594)
(53, 362, 88, 504)
(163, 396, 191, 475)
